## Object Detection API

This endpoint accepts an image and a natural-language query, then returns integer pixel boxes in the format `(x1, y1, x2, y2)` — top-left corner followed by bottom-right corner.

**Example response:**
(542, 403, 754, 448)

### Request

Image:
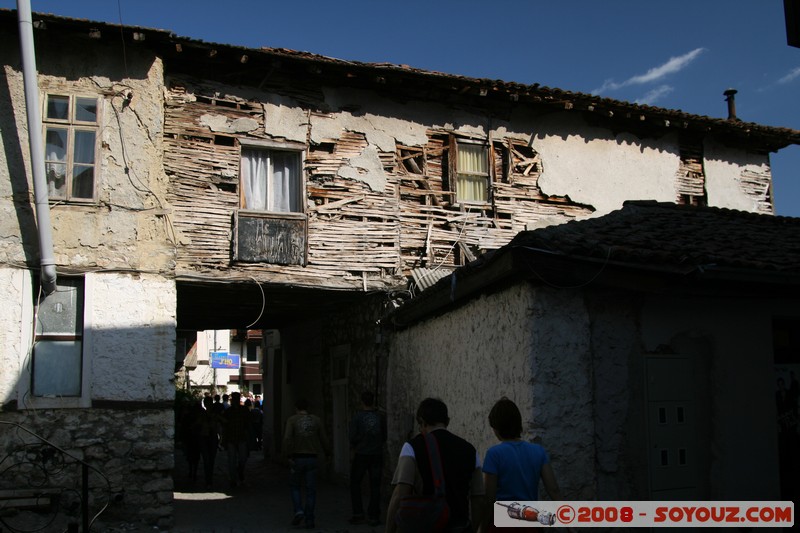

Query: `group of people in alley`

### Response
(179, 391, 264, 489)
(180, 392, 560, 531)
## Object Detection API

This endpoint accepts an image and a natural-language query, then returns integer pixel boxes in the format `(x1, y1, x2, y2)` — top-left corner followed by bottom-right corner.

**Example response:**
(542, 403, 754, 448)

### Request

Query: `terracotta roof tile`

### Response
(510, 201, 800, 273)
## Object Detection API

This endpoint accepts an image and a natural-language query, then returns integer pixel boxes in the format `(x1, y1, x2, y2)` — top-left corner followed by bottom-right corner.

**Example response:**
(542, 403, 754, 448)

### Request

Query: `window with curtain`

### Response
(241, 148, 303, 212)
(456, 141, 489, 203)
(32, 277, 84, 397)
(43, 94, 98, 201)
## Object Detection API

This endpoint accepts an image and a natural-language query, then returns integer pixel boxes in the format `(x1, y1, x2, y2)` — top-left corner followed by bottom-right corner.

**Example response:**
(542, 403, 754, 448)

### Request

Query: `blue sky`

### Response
(5, 0, 800, 216)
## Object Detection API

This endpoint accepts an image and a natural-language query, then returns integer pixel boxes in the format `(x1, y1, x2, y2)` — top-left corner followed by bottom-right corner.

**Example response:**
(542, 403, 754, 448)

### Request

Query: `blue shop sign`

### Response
(210, 351, 240, 369)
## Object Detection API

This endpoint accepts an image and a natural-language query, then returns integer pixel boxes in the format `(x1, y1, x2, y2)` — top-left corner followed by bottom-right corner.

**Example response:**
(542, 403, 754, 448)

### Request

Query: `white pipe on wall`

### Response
(17, 0, 57, 294)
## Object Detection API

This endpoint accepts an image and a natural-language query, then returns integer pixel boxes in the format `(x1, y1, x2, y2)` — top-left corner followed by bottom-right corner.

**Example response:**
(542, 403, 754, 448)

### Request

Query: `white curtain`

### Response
(242, 148, 300, 212)
(457, 143, 488, 202)
(242, 149, 269, 210)
(269, 150, 300, 212)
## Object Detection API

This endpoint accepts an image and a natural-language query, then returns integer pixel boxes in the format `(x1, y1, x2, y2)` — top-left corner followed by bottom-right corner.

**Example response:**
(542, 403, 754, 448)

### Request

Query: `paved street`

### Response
(103, 453, 384, 533)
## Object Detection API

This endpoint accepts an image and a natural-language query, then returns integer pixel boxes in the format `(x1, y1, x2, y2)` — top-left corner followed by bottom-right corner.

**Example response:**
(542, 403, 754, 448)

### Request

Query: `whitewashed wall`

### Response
(88, 272, 176, 402)
(527, 287, 597, 499)
(0, 268, 26, 405)
(387, 285, 539, 473)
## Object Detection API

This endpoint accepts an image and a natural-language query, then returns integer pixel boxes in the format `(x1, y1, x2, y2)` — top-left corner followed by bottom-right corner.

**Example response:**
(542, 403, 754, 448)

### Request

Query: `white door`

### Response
(646, 356, 700, 499)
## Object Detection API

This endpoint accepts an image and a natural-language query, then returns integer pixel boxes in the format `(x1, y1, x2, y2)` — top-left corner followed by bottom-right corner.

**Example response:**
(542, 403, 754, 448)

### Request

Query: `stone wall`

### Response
(0, 407, 174, 530)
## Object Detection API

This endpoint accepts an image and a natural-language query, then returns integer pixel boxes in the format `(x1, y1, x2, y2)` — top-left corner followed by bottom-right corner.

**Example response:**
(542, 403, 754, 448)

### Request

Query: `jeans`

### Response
(350, 453, 383, 519)
(226, 440, 249, 485)
(289, 456, 318, 522)
(200, 434, 218, 486)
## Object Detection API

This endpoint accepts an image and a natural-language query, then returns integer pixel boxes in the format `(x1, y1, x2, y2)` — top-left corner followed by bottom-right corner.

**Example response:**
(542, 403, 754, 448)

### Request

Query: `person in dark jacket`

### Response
(348, 391, 387, 526)
(283, 398, 331, 529)
(222, 391, 250, 488)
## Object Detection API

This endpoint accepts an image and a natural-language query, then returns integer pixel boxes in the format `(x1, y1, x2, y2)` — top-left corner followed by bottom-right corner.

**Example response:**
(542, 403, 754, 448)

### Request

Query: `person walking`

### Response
(386, 397, 484, 533)
(283, 398, 331, 529)
(199, 395, 223, 489)
(180, 399, 204, 486)
(222, 391, 251, 488)
(481, 397, 562, 531)
(348, 391, 387, 526)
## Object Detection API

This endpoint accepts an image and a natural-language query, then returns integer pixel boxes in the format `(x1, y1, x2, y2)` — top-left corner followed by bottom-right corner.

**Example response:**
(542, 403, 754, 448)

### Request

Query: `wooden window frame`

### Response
(42, 93, 100, 203)
(238, 138, 307, 214)
(450, 135, 492, 205)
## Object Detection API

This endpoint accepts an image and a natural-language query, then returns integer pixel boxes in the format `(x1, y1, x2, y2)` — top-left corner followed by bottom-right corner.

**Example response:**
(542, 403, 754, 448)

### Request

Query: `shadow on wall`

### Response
(0, 65, 39, 265)
(0, 317, 177, 530)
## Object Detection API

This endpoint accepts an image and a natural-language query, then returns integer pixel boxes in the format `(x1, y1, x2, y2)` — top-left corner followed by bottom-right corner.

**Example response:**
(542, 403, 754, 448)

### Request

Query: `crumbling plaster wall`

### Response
(265, 89, 770, 216)
(703, 138, 773, 213)
(267, 87, 773, 217)
(0, 41, 173, 272)
(529, 112, 680, 215)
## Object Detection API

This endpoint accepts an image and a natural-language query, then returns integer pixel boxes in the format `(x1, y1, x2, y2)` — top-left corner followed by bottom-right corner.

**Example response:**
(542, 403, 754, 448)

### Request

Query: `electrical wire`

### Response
(244, 276, 266, 329)
(116, 0, 129, 80)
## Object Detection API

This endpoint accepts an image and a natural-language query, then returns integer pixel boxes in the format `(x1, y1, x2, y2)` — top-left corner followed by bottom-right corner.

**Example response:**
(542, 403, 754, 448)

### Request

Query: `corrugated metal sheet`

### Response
(411, 267, 453, 291)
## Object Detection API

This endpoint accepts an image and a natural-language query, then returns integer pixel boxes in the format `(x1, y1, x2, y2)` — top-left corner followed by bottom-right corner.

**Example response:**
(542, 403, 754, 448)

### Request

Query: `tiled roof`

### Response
(2, 9, 799, 150)
(391, 203, 800, 327)
(509, 201, 800, 274)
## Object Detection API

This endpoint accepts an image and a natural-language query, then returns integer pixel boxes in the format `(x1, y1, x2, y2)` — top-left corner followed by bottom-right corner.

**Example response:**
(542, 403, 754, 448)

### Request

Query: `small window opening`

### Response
(398, 147, 424, 174)
(214, 135, 236, 146)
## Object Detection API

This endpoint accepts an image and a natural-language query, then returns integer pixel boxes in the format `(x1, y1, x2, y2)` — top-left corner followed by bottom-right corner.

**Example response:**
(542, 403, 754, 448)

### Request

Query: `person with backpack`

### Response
(348, 391, 387, 526)
(283, 398, 331, 529)
(385, 397, 484, 532)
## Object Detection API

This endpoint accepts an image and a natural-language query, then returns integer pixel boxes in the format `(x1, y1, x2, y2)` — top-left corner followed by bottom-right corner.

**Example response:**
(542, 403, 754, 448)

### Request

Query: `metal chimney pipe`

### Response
(723, 88, 738, 120)
(17, 0, 57, 294)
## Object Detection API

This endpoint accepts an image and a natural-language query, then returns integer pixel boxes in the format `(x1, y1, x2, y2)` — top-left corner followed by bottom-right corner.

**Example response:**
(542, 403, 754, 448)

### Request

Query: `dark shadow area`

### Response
(170, 448, 357, 533)
(0, 36, 39, 265)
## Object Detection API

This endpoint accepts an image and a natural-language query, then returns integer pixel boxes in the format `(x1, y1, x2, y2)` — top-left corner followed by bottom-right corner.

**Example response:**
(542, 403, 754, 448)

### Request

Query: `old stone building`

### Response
(1, 8, 798, 527)
(386, 201, 800, 502)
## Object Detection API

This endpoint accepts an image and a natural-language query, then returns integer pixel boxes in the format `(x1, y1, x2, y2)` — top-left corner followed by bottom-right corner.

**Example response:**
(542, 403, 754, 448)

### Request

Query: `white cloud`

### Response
(592, 48, 706, 95)
(635, 85, 674, 106)
(778, 66, 800, 84)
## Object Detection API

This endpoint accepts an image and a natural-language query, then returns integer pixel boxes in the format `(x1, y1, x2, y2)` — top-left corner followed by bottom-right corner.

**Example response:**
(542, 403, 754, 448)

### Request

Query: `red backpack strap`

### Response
(423, 431, 446, 496)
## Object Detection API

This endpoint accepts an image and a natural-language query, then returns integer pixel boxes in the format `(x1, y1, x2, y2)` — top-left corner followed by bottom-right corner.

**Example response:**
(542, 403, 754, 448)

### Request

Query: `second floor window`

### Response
(43, 94, 99, 201)
(241, 148, 302, 213)
(455, 141, 489, 203)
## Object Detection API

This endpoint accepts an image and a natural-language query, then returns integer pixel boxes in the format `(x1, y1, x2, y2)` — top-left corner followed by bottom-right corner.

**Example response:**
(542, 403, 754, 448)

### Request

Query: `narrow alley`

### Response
(103, 454, 377, 533)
